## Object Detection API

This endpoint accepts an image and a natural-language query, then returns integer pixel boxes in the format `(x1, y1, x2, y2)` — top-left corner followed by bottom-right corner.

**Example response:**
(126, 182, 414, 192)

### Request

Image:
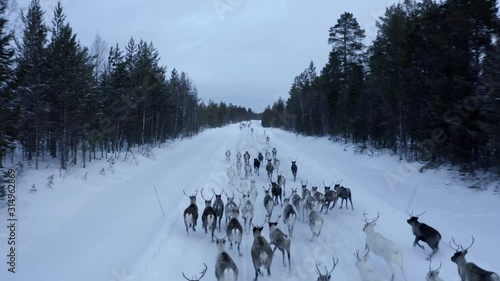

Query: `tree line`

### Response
(0, 0, 258, 171)
(262, 0, 500, 174)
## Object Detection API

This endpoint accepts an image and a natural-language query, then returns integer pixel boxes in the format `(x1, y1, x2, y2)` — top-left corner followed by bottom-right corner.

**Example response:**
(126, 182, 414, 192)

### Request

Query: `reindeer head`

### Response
(312, 185, 318, 192)
(407, 211, 425, 226)
(182, 263, 207, 281)
(426, 260, 442, 281)
(215, 235, 228, 252)
(362, 211, 380, 233)
(268, 221, 279, 232)
(315, 257, 339, 281)
(263, 186, 271, 194)
(355, 247, 369, 266)
(291, 188, 297, 195)
(200, 188, 213, 206)
(252, 225, 264, 238)
(283, 197, 291, 206)
(224, 190, 235, 203)
(450, 235, 474, 263)
(301, 180, 308, 189)
(213, 189, 223, 200)
(268, 215, 281, 231)
(183, 188, 198, 204)
(323, 181, 333, 191)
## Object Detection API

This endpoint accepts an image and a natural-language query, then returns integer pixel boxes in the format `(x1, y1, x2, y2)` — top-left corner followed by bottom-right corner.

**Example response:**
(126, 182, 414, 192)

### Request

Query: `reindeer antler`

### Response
(182, 263, 208, 281)
(449, 236, 462, 251)
(200, 188, 208, 201)
(429, 259, 442, 272)
(450, 235, 474, 252)
(327, 257, 339, 275)
(465, 235, 475, 250)
(315, 257, 339, 276)
(410, 210, 426, 217)
(362, 211, 380, 223)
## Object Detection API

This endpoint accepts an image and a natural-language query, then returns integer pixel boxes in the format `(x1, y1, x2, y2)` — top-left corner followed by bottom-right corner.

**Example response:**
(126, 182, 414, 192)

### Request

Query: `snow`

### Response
(0, 122, 499, 281)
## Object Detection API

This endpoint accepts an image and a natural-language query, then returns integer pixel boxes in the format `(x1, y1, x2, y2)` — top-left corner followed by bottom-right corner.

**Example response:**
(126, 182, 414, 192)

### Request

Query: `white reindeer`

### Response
(355, 247, 394, 281)
(248, 180, 258, 204)
(426, 260, 444, 281)
(239, 192, 254, 233)
(362, 211, 407, 281)
(227, 166, 235, 186)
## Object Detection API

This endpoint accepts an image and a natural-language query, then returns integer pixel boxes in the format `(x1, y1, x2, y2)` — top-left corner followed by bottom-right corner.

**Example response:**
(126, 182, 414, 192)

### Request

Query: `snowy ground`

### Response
(0, 122, 499, 281)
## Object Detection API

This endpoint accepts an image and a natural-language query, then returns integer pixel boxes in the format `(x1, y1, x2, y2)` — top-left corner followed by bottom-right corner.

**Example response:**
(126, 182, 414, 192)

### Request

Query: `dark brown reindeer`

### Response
(406, 211, 441, 260)
(183, 188, 199, 233)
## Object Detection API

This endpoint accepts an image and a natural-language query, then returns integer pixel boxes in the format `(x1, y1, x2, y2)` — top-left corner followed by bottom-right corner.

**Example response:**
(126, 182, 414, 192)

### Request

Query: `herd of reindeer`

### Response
(180, 126, 499, 281)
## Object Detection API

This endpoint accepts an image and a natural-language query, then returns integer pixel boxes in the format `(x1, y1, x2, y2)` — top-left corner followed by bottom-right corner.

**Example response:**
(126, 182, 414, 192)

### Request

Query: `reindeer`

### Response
(224, 191, 239, 225)
(450, 235, 500, 281)
(301, 181, 314, 222)
(311, 184, 326, 213)
(271, 181, 283, 206)
(237, 189, 254, 233)
(236, 159, 242, 176)
(248, 179, 258, 203)
(263, 186, 274, 219)
(426, 260, 444, 281)
(182, 263, 208, 281)
(253, 158, 260, 176)
(273, 158, 281, 173)
(308, 200, 324, 241)
(282, 196, 297, 238)
(225, 149, 231, 162)
(333, 181, 353, 210)
(272, 147, 277, 159)
(201, 188, 217, 242)
(213, 189, 225, 231)
(290, 188, 303, 221)
(266, 159, 274, 181)
(265, 150, 271, 160)
(266, 136, 270, 144)
(322, 181, 338, 214)
(183, 188, 199, 233)
(244, 151, 250, 165)
(355, 247, 392, 281)
(314, 257, 339, 281)
(362, 211, 407, 281)
(214, 235, 239, 281)
(251, 224, 274, 281)
(290, 158, 298, 182)
(244, 163, 252, 179)
(227, 166, 235, 185)
(407, 211, 441, 260)
(277, 173, 286, 194)
(226, 217, 243, 256)
(236, 151, 242, 162)
(258, 152, 264, 163)
(268, 216, 291, 268)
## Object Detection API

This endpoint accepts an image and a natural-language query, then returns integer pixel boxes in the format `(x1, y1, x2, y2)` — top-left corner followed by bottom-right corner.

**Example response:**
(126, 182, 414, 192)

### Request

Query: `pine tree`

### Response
(16, 0, 48, 167)
(0, 0, 18, 168)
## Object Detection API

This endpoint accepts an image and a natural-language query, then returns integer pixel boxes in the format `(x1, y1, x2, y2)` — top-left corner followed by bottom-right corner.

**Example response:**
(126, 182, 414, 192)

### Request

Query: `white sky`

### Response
(13, 0, 399, 112)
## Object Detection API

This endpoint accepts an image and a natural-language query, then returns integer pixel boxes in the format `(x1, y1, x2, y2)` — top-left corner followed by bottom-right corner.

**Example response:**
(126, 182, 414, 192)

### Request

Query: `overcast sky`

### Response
(14, 0, 398, 112)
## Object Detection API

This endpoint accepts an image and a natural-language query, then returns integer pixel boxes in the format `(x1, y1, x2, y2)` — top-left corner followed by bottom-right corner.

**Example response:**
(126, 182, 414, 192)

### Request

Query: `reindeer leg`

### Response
(349, 198, 354, 210)
(414, 237, 425, 250)
(281, 249, 286, 267)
